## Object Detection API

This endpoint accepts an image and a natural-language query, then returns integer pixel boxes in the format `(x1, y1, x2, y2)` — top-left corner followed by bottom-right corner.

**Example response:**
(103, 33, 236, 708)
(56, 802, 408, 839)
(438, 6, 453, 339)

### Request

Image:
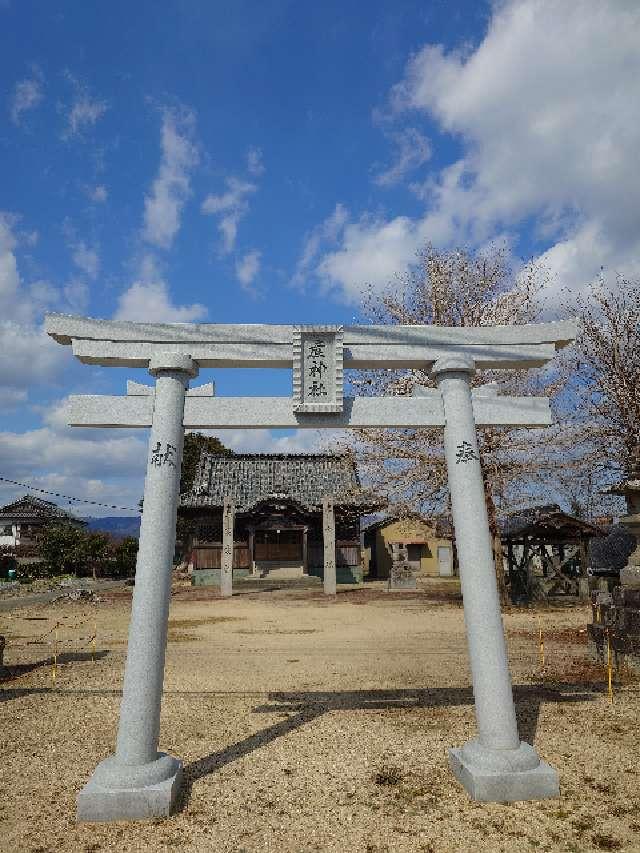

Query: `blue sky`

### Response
(1, 0, 639, 515)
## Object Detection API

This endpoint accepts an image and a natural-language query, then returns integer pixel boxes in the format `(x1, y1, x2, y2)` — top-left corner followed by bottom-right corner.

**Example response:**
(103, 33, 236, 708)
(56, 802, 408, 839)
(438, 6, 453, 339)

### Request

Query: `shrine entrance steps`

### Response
(219, 575, 323, 594)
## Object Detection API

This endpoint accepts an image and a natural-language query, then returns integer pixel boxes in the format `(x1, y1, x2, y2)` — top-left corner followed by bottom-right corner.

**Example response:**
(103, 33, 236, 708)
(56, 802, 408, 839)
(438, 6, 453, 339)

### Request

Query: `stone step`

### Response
(232, 576, 323, 591)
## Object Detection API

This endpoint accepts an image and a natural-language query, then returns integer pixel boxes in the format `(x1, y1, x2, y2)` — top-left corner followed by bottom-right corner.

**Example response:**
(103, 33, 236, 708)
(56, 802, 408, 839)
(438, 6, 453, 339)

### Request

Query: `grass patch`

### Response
(167, 616, 242, 629)
(374, 765, 404, 786)
(234, 628, 317, 635)
(591, 833, 622, 850)
(167, 631, 201, 643)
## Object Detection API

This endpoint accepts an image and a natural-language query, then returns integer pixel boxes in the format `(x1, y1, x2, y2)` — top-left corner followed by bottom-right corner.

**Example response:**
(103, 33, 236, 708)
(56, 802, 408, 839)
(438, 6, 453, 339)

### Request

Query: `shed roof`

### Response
(180, 452, 381, 513)
(500, 504, 602, 540)
(0, 495, 86, 524)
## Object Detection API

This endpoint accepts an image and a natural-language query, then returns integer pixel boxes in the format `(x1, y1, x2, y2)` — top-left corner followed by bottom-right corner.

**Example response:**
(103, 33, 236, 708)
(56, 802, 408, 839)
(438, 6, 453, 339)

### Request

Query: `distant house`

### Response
(362, 515, 455, 580)
(179, 452, 382, 585)
(0, 495, 87, 551)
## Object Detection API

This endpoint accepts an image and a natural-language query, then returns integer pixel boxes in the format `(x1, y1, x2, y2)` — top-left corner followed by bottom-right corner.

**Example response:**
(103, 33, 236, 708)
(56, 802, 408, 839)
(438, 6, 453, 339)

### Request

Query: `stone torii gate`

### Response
(44, 313, 576, 822)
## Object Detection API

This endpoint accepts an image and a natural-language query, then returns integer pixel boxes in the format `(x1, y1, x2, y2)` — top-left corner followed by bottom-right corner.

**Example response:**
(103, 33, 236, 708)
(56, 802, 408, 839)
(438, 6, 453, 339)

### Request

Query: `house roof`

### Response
(179, 452, 382, 513)
(363, 514, 453, 539)
(500, 504, 602, 540)
(0, 495, 86, 524)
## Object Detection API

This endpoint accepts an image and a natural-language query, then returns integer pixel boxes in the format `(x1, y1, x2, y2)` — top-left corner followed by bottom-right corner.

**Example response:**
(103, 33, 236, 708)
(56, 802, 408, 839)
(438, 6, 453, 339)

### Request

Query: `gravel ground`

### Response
(1, 585, 639, 853)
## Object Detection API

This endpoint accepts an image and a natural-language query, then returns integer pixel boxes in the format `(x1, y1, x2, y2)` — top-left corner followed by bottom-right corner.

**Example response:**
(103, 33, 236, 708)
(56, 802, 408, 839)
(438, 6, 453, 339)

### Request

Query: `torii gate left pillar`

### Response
(77, 351, 198, 821)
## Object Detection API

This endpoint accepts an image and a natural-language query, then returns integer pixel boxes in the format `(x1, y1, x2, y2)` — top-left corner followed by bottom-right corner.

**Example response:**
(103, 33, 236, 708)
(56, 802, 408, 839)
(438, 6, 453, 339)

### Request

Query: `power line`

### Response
(0, 476, 140, 513)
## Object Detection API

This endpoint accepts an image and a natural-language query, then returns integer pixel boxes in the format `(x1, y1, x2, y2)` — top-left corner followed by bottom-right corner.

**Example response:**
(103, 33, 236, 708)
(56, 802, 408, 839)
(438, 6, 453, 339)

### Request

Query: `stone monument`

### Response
(44, 313, 576, 819)
(615, 476, 640, 589)
(388, 542, 418, 590)
(589, 456, 640, 672)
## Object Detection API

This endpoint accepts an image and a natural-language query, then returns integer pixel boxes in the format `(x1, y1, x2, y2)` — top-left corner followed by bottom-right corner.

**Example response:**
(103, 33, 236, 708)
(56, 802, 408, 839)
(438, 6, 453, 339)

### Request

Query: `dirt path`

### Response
(1, 590, 638, 852)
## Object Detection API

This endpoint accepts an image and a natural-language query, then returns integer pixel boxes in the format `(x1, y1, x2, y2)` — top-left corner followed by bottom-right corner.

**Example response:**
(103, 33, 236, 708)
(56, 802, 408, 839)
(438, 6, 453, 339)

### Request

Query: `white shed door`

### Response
(437, 545, 453, 576)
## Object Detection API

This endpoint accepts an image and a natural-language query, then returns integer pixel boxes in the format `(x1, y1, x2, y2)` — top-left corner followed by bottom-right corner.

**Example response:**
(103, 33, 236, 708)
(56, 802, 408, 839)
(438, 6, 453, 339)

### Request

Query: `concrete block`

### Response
(449, 747, 559, 802)
(77, 762, 183, 822)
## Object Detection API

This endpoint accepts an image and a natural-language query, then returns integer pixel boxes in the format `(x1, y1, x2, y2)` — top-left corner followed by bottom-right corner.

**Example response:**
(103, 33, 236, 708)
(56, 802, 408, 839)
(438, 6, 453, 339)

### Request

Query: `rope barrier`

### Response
(0, 474, 140, 512)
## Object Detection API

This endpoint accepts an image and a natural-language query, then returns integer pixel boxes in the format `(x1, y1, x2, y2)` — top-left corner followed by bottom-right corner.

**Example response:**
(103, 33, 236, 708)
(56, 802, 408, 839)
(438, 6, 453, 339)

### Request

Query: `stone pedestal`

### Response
(77, 352, 198, 822)
(589, 586, 640, 673)
(433, 355, 559, 802)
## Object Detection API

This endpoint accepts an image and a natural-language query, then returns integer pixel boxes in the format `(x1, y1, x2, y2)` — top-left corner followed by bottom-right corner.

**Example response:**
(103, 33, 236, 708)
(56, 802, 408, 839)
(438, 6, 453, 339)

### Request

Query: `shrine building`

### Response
(179, 452, 381, 585)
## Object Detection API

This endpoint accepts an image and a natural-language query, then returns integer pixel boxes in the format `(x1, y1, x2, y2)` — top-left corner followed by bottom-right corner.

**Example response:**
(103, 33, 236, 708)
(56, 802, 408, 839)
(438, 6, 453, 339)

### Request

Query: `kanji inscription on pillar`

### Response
(293, 325, 344, 413)
(221, 498, 234, 598)
(150, 441, 177, 468)
(455, 440, 479, 464)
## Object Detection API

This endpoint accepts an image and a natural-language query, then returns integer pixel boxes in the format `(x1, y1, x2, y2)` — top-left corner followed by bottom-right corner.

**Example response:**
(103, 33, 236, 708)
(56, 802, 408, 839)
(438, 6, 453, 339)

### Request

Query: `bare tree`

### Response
(570, 277, 640, 484)
(339, 244, 578, 604)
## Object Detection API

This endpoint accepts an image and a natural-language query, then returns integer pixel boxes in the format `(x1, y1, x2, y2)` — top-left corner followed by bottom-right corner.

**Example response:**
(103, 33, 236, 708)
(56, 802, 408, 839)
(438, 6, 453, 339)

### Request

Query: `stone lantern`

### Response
(610, 477, 640, 587)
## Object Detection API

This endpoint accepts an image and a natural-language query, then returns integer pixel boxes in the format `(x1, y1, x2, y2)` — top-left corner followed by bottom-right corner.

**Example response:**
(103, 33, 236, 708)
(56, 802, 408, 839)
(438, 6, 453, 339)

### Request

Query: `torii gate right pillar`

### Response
(433, 355, 559, 801)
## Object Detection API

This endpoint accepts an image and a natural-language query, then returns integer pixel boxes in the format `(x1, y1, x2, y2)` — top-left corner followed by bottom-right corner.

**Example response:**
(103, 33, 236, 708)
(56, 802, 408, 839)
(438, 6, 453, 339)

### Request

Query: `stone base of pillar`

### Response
(449, 739, 559, 802)
(77, 752, 183, 822)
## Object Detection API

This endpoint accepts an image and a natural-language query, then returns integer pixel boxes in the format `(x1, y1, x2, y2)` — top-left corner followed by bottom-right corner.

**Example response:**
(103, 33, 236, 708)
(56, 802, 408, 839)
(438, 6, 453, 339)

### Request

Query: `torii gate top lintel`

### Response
(44, 313, 576, 371)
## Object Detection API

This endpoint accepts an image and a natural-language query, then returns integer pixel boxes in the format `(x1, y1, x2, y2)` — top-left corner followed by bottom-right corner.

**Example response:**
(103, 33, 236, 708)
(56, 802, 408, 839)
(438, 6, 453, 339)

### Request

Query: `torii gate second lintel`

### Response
(44, 314, 575, 822)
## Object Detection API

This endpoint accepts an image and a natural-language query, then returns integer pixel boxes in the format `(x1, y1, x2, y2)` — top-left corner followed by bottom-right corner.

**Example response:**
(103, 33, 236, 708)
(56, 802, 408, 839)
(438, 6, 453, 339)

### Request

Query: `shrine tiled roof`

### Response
(180, 453, 381, 512)
(0, 494, 86, 523)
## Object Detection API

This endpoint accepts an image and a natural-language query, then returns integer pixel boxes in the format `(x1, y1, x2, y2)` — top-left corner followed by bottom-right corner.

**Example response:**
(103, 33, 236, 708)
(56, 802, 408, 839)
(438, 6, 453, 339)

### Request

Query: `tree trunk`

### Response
(483, 474, 509, 607)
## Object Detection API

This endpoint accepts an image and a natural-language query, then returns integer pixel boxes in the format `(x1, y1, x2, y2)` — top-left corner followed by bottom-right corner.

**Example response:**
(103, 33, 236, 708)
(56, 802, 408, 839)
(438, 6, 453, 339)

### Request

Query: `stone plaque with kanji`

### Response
(292, 325, 344, 413)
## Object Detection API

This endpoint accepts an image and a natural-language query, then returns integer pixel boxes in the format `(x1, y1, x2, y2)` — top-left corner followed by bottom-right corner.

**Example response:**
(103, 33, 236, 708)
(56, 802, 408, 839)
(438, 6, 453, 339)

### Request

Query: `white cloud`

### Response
(0, 428, 144, 476)
(63, 278, 90, 313)
(0, 412, 148, 516)
(0, 214, 87, 402)
(0, 214, 62, 325)
(318, 214, 426, 301)
(373, 127, 431, 187)
(114, 255, 207, 323)
(312, 0, 640, 302)
(235, 250, 261, 290)
(143, 108, 199, 250)
(201, 177, 257, 254)
(0, 320, 69, 387)
(247, 146, 265, 176)
(10, 67, 44, 124)
(209, 428, 329, 454)
(291, 203, 349, 288)
(115, 280, 207, 323)
(62, 220, 100, 284)
(0, 214, 21, 311)
(292, 203, 425, 300)
(62, 75, 108, 138)
(86, 184, 108, 203)
(71, 241, 100, 279)
(0, 387, 27, 409)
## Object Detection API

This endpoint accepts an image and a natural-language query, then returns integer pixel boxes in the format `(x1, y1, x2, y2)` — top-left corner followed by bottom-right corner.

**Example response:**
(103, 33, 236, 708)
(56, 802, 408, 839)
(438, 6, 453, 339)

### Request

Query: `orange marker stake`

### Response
(606, 629, 614, 704)
(52, 622, 59, 685)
